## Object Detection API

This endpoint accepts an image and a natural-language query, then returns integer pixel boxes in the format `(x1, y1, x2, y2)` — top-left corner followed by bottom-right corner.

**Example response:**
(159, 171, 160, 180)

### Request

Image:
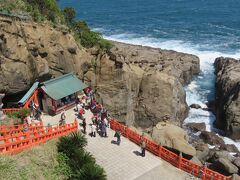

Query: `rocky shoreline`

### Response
(1, 15, 240, 176)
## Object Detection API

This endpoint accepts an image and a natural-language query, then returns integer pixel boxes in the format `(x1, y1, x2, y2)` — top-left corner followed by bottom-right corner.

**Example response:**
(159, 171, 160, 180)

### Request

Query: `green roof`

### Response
(18, 82, 39, 104)
(41, 73, 87, 100)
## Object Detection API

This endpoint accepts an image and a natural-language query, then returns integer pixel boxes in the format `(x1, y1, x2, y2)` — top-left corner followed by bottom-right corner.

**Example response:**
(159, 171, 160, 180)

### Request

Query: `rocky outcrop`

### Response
(200, 131, 225, 146)
(186, 122, 206, 132)
(214, 57, 240, 140)
(152, 122, 196, 157)
(0, 16, 93, 94)
(88, 42, 200, 127)
(0, 16, 200, 129)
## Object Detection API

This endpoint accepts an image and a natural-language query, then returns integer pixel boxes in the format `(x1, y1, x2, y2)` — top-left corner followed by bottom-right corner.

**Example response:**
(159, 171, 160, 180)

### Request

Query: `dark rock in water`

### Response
(186, 122, 206, 132)
(220, 144, 239, 153)
(189, 103, 202, 109)
(214, 57, 240, 140)
(200, 131, 225, 146)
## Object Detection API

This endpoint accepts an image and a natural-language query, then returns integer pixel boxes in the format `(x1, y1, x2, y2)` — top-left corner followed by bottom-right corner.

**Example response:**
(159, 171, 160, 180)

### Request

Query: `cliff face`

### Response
(214, 57, 240, 140)
(0, 16, 93, 94)
(0, 16, 200, 128)
(86, 42, 200, 128)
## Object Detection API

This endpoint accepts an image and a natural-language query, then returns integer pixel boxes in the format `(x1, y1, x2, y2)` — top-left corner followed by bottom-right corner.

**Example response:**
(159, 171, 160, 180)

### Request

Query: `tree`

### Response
(63, 7, 76, 24)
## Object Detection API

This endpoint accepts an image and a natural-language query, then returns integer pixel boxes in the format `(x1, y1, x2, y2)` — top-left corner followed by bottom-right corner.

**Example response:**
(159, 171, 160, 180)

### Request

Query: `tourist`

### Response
(79, 107, 85, 119)
(91, 115, 97, 124)
(114, 130, 121, 145)
(60, 110, 66, 125)
(82, 118, 86, 134)
(140, 138, 146, 157)
(101, 120, 107, 137)
(91, 123, 97, 137)
(77, 102, 82, 112)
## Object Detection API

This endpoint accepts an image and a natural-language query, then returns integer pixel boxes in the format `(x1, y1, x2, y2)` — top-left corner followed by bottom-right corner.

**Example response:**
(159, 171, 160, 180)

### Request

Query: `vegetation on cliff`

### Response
(0, 0, 112, 50)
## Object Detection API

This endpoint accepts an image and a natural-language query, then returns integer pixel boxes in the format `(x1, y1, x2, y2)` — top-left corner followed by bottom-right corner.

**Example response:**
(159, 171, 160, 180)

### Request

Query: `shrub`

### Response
(98, 39, 113, 51)
(63, 7, 76, 24)
(57, 132, 106, 180)
(57, 131, 87, 156)
(80, 31, 102, 49)
(18, 108, 30, 118)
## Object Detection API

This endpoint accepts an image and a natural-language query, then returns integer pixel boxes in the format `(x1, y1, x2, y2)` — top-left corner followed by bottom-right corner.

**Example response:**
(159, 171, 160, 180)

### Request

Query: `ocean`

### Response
(58, 0, 240, 149)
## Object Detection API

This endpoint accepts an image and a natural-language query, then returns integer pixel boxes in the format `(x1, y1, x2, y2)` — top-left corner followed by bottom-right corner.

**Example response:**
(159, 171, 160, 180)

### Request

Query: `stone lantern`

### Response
(0, 93, 5, 120)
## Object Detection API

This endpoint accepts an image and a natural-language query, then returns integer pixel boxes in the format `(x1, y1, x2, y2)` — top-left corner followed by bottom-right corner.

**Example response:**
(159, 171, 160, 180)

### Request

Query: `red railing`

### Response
(2, 108, 22, 114)
(0, 120, 78, 155)
(110, 119, 232, 180)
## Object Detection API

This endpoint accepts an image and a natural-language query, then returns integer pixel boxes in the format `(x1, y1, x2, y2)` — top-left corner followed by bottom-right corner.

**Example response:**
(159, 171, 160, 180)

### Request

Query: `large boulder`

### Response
(211, 150, 236, 162)
(215, 158, 238, 174)
(186, 122, 206, 132)
(195, 143, 210, 163)
(233, 158, 240, 169)
(214, 57, 240, 140)
(220, 144, 239, 153)
(200, 131, 225, 146)
(135, 71, 188, 127)
(152, 122, 196, 156)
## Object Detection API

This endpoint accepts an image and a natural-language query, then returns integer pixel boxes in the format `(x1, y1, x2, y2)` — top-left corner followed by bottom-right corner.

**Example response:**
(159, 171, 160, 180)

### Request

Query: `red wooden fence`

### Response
(110, 119, 232, 180)
(2, 108, 22, 114)
(0, 120, 78, 155)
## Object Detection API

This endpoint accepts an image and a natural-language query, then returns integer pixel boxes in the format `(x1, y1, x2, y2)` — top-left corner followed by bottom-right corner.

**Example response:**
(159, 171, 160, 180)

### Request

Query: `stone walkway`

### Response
(42, 108, 196, 180)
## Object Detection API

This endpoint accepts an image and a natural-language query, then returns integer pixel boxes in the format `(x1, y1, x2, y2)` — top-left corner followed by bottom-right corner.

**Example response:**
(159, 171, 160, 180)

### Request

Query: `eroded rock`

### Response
(152, 122, 196, 157)
(214, 57, 240, 140)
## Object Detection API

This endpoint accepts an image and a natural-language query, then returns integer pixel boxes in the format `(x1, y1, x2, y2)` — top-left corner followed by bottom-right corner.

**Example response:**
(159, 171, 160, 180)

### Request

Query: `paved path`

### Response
(42, 108, 196, 180)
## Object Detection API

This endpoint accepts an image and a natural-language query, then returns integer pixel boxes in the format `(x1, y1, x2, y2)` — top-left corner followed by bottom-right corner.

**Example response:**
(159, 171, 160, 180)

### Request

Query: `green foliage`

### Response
(99, 39, 114, 50)
(24, 0, 64, 23)
(63, 7, 76, 24)
(80, 31, 102, 49)
(18, 108, 30, 118)
(57, 131, 87, 156)
(57, 132, 106, 180)
(73, 20, 90, 33)
(6, 108, 29, 119)
(55, 152, 72, 178)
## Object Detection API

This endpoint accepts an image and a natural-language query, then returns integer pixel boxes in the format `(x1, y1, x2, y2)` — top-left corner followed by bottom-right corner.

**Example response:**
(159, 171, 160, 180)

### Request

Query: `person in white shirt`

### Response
(91, 123, 97, 137)
(77, 103, 82, 112)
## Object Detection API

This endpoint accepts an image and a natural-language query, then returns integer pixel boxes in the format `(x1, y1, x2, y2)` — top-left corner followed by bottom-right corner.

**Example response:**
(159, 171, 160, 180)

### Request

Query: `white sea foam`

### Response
(103, 33, 240, 151)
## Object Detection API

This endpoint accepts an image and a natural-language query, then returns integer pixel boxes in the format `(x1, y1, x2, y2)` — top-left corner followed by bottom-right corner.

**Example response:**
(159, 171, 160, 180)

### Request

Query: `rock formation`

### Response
(0, 16, 200, 129)
(87, 42, 200, 127)
(152, 122, 196, 157)
(0, 16, 93, 94)
(214, 57, 240, 140)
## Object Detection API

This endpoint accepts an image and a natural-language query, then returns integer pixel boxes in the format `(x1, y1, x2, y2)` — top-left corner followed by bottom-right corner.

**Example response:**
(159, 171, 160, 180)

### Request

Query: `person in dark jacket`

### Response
(140, 139, 146, 157)
(82, 118, 86, 134)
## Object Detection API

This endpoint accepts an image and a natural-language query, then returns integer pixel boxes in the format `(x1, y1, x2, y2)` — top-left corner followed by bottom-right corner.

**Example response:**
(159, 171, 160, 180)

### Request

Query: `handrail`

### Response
(2, 108, 22, 114)
(110, 119, 232, 180)
(0, 120, 78, 155)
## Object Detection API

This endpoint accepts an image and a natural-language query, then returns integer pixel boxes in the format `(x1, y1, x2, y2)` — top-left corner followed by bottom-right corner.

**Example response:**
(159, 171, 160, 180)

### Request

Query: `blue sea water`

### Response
(58, 0, 240, 147)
